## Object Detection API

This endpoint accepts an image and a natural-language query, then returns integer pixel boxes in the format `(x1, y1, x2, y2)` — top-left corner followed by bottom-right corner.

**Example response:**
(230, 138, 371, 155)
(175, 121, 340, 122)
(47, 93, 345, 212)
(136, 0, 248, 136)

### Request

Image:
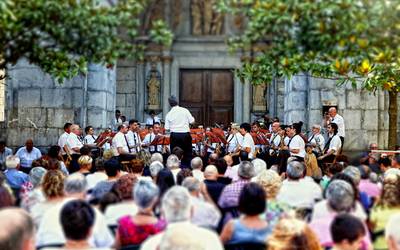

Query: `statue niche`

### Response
(191, 0, 224, 35)
(146, 64, 161, 110)
(252, 83, 267, 112)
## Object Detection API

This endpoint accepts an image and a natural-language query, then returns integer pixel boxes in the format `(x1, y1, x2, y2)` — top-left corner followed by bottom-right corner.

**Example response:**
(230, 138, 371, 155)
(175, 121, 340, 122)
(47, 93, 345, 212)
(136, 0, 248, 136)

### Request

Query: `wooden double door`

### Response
(179, 69, 234, 127)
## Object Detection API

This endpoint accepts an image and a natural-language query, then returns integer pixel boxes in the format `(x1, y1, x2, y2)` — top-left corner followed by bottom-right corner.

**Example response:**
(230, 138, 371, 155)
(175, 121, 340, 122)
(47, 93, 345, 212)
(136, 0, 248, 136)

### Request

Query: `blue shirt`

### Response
(15, 147, 42, 169)
(0, 147, 13, 170)
(230, 219, 272, 244)
(5, 169, 30, 189)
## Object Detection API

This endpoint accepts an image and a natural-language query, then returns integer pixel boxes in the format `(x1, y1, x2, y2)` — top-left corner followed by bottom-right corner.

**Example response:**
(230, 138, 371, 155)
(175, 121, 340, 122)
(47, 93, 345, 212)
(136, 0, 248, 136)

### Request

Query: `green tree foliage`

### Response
(217, 0, 400, 148)
(0, 0, 173, 82)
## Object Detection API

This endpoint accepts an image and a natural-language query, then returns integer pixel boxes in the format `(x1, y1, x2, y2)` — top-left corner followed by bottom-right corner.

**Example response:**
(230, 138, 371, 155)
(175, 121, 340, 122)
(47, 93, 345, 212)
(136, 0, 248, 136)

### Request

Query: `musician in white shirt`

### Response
(286, 122, 306, 160)
(145, 110, 161, 127)
(58, 122, 72, 159)
(165, 96, 195, 164)
(318, 122, 342, 163)
(65, 124, 84, 173)
(84, 126, 97, 146)
(269, 122, 282, 154)
(239, 123, 256, 159)
(308, 124, 325, 155)
(226, 124, 243, 154)
(324, 107, 345, 149)
(126, 119, 142, 154)
(142, 122, 163, 153)
(112, 124, 135, 161)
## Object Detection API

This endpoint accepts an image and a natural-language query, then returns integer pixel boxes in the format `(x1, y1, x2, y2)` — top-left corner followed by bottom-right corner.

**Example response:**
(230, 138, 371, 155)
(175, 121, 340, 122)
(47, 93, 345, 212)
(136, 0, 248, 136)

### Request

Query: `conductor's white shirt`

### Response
(165, 106, 194, 133)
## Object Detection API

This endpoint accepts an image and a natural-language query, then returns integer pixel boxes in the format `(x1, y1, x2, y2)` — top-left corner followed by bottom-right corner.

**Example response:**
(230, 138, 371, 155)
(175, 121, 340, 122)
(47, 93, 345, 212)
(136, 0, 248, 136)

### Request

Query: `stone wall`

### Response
(280, 74, 390, 151)
(116, 59, 136, 120)
(2, 59, 115, 150)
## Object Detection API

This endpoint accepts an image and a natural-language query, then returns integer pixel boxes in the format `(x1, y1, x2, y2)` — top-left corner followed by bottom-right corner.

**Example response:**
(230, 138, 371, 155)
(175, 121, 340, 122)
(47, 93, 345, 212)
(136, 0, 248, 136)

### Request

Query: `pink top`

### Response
(310, 212, 371, 249)
(359, 179, 381, 198)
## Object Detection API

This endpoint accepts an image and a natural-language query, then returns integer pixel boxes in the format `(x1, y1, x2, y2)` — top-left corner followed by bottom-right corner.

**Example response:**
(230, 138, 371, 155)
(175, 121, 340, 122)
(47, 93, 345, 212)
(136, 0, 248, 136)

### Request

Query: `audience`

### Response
(2, 133, 400, 250)
(141, 186, 223, 250)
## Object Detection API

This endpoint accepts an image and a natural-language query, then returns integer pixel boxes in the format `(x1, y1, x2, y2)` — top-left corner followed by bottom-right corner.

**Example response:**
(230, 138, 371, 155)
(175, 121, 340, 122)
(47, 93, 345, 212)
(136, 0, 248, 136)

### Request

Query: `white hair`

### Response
(134, 179, 159, 209)
(251, 158, 266, 177)
(204, 165, 218, 179)
(158, 225, 204, 250)
(5, 155, 20, 169)
(150, 153, 163, 163)
(149, 161, 164, 177)
(166, 154, 180, 169)
(190, 157, 203, 170)
(162, 186, 191, 223)
(64, 173, 87, 194)
(182, 177, 201, 193)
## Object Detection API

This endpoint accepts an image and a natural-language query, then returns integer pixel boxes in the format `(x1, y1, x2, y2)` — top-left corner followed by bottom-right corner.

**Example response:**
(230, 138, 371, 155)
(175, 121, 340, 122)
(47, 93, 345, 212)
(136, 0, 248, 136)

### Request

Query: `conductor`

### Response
(165, 95, 195, 165)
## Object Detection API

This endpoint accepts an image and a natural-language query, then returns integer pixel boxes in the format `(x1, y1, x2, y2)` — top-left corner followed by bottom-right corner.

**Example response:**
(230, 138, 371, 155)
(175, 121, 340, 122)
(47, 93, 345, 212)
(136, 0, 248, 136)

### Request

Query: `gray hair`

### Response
(166, 154, 180, 169)
(238, 161, 255, 179)
(312, 124, 321, 131)
(204, 165, 218, 179)
(149, 161, 164, 177)
(252, 158, 266, 177)
(343, 166, 361, 185)
(326, 180, 355, 212)
(150, 153, 163, 164)
(64, 173, 87, 194)
(159, 225, 204, 250)
(181, 177, 201, 193)
(134, 179, 159, 209)
(5, 155, 20, 169)
(286, 161, 305, 180)
(29, 167, 47, 188)
(162, 186, 191, 223)
(190, 157, 203, 170)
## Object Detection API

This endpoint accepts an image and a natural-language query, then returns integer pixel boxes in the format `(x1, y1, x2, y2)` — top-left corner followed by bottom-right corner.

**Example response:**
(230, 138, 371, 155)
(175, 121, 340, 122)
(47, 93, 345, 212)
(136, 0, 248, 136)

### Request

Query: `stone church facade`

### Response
(1, 0, 398, 151)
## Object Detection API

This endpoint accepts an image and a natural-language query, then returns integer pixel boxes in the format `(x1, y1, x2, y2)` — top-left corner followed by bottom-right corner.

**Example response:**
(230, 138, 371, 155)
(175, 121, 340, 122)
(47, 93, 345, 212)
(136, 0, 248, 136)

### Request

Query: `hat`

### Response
(168, 96, 178, 106)
(5, 155, 20, 169)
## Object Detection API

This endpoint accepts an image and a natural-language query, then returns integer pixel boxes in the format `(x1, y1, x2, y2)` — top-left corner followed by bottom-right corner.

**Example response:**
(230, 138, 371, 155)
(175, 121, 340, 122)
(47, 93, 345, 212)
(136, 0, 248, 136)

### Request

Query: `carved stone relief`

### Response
(252, 83, 267, 111)
(146, 63, 161, 110)
(191, 0, 224, 35)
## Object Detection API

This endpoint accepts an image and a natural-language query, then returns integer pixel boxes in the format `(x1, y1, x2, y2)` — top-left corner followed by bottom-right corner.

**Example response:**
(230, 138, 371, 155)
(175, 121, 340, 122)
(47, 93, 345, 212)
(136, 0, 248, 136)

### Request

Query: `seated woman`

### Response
(220, 182, 271, 244)
(115, 179, 166, 247)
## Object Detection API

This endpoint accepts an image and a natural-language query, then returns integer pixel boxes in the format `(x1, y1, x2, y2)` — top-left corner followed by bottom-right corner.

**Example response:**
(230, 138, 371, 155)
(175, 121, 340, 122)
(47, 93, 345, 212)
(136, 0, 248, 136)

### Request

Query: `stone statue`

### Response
(191, 0, 223, 35)
(253, 84, 266, 106)
(147, 66, 161, 107)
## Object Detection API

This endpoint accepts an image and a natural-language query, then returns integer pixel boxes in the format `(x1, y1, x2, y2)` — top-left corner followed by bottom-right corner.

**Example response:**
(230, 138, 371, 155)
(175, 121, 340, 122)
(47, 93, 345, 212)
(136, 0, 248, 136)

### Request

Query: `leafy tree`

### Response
(0, 0, 173, 82)
(217, 0, 399, 148)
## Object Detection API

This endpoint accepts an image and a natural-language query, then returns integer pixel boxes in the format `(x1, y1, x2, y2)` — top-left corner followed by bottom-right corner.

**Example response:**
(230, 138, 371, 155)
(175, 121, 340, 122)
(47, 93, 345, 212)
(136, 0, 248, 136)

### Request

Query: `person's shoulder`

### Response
(141, 232, 164, 250)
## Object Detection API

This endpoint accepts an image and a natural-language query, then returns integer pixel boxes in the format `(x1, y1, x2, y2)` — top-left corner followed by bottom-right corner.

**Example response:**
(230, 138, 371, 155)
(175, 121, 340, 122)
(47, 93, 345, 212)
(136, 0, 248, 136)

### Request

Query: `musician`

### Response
(145, 110, 161, 127)
(226, 123, 243, 154)
(112, 124, 135, 161)
(165, 95, 195, 165)
(252, 122, 265, 157)
(142, 122, 163, 154)
(266, 122, 282, 167)
(84, 126, 97, 145)
(324, 107, 345, 150)
(65, 124, 84, 173)
(318, 122, 342, 164)
(286, 122, 306, 161)
(58, 122, 72, 160)
(308, 124, 325, 156)
(239, 123, 256, 159)
(126, 119, 142, 154)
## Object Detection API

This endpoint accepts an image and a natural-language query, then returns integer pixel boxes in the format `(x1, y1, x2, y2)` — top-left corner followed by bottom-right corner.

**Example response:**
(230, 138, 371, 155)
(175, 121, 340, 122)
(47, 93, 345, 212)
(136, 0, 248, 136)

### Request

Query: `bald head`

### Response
(204, 165, 218, 180)
(0, 208, 35, 250)
(25, 139, 34, 152)
(328, 107, 337, 118)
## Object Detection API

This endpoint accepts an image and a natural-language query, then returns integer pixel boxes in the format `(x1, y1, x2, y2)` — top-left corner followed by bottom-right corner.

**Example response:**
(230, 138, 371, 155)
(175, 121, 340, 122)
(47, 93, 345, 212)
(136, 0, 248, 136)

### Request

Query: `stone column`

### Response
(162, 54, 172, 118)
(86, 64, 116, 129)
(242, 79, 251, 122)
(283, 74, 308, 125)
(136, 61, 146, 122)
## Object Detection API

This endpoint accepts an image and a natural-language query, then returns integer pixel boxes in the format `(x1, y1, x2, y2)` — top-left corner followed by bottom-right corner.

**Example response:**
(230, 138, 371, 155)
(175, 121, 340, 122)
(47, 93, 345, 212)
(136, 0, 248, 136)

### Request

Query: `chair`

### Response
(36, 243, 64, 250)
(119, 244, 141, 250)
(224, 242, 267, 250)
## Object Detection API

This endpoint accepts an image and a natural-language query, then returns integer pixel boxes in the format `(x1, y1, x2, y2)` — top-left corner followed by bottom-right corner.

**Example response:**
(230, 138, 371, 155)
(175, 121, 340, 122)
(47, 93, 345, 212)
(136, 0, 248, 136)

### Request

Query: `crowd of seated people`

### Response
(0, 139, 400, 250)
